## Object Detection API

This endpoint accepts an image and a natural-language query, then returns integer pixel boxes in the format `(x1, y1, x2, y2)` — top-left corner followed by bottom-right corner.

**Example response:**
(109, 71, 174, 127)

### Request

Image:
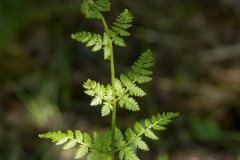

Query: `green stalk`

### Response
(101, 15, 117, 159)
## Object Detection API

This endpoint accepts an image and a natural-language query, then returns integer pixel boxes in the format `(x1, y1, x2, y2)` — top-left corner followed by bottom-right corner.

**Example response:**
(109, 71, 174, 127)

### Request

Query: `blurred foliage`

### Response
(0, 0, 240, 159)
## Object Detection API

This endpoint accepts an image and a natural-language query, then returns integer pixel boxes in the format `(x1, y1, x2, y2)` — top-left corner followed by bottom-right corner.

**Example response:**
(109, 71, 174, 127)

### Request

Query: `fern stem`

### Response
(101, 15, 117, 159)
(110, 42, 117, 159)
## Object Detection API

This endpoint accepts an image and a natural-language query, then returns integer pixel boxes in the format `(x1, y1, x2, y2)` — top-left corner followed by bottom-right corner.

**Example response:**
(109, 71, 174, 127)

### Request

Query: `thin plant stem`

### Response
(101, 15, 117, 159)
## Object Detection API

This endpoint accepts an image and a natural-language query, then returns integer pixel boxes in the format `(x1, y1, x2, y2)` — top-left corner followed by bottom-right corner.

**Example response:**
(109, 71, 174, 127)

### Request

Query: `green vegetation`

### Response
(39, 0, 178, 159)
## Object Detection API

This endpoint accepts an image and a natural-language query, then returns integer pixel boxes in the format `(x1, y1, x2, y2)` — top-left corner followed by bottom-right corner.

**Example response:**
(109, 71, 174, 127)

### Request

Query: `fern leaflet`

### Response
(81, 0, 110, 19)
(120, 74, 146, 97)
(119, 146, 139, 160)
(118, 113, 178, 153)
(128, 50, 154, 83)
(39, 130, 92, 159)
(119, 94, 140, 111)
(112, 9, 133, 36)
(83, 79, 113, 116)
(71, 32, 103, 52)
(109, 9, 133, 47)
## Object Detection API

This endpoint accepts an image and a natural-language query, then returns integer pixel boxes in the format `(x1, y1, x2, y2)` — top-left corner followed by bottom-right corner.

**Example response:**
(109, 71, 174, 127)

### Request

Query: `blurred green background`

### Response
(0, 0, 240, 159)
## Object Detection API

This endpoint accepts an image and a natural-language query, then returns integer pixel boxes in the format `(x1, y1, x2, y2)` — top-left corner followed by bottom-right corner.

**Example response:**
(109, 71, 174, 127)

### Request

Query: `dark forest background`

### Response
(0, 0, 240, 159)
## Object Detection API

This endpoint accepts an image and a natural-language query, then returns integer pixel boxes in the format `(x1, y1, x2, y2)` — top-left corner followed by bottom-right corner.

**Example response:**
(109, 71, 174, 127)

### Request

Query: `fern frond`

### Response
(125, 128, 136, 141)
(113, 36, 126, 47)
(111, 9, 133, 37)
(120, 74, 146, 97)
(114, 73, 145, 112)
(85, 131, 112, 160)
(83, 79, 106, 106)
(134, 122, 144, 134)
(39, 130, 93, 159)
(133, 137, 149, 151)
(103, 32, 111, 59)
(125, 127, 149, 151)
(128, 49, 154, 83)
(119, 94, 140, 111)
(119, 113, 178, 152)
(81, 0, 110, 19)
(119, 146, 140, 160)
(83, 79, 113, 116)
(92, 131, 111, 152)
(86, 150, 100, 160)
(75, 145, 89, 159)
(101, 102, 112, 116)
(114, 128, 126, 149)
(144, 129, 158, 140)
(101, 131, 112, 152)
(107, 9, 133, 47)
(71, 32, 103, 52)
(95, 0, 111, 11)
(108, 30, 126, 47)
(114, 79, 126, 96)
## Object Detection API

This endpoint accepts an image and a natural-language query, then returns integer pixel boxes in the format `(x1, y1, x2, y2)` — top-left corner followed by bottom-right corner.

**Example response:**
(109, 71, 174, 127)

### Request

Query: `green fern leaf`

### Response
(71, 31, 92, 42)
(119, 147, 140, 160)
(75, 145, 89, 159)
(104, 46, 111, 59)
(102, 131, 112, 152)
(125, 128, 136, 141)
(104, 84, 113, 101)
(103, 32, 111, 59)
(83, 79, 114, 116)
(101, 154, 112, 160)
(95, 0, 111, 11)
(151, 115, 158, 123)
(101, 102, 112, 116)
(128, 50, 154, 83)
(67, 130, 74, 138)
(86, 149, 99, 160)
(81, 0, 100, 19)
(86, 34, 102, 51)
(144, 130, 158, 140)
(128, 84, 145, 97)
(84, 133, 93, 146)
(55, 136, 68, 145)
(88, 131, 112, 159)
(144, 119, 152, 127)
(75, 130, 83, 141)
(81, 0, 110, 19)
(83, 79, 107, 106)
(112, 26, 130, 36)
(90, 96, 103, 106)
(133, 137, 149, 151)
(113, 36, 126, 46)
(152, 125, 167, 131)
(39, 130, 94, 159)
(39, 131, 66, 143)
(114, 128, 126, 149)
(71, 32, 102, 52)
(134, 122, 144, 134)
(107, 9, 133, 47)
(119, 112, 178, 154)
(119, 94, 139, 111)
(149, 112, 178, 132)
(63, 140, 77, 149)
(92, 132, 102, 150)
(120, 74, 146, 97)
(114, 79, 125, 96)
(111, 9, 133, 37)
